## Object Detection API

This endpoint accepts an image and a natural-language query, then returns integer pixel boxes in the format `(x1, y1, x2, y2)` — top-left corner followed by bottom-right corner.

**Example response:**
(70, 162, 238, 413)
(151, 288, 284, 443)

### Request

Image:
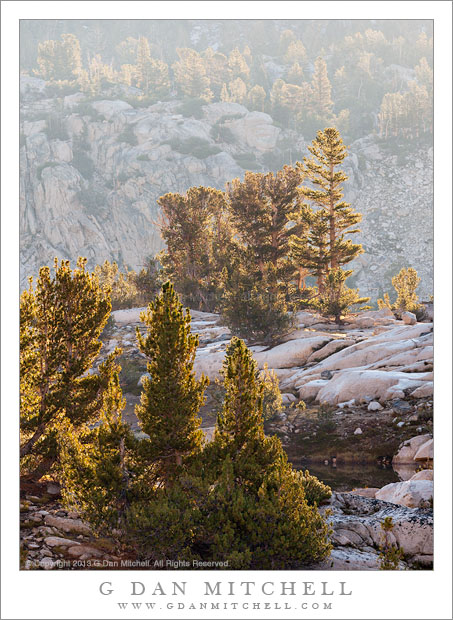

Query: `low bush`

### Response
(117, 125, 138, 146)
(72, 150, 95, 179)
(177, 98, 206, 119)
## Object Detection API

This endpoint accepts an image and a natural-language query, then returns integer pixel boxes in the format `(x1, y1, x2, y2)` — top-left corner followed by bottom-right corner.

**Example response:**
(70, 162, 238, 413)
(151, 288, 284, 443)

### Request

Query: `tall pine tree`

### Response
(299, 128, 363, 282)
(135, 282, 208, 486)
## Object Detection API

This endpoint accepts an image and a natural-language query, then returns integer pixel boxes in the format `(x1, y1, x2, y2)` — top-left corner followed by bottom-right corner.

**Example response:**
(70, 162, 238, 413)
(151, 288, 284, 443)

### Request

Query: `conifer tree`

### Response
(172, 48, 213, 101)
(200, 338, 331, 569)
(157, 186, 229, 310)
(227, 77, 247, 104)
(298, 128, 363, 288)
(58, 352, 136, 536)
(286, 61, 305, 86)
(136, 36, 170, 98)
(284, 40, 307, 66)
(226, 166, 305, 276)
(135, 282, 208, 486)
(391, 267, 422, 314)
(310, 267, 369, 323)
(247, 84, 266, 112)
(20, 258, 112, 476)
(228, 47, 250, 82)
(310, 57, 334, 119)
(202, 48, 230, 97)
(37, 33, 82, 82)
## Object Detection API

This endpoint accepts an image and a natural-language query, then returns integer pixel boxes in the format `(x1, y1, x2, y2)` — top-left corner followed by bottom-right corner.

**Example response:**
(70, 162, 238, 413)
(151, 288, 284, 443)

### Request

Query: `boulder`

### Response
(375, 480, 433, 508)
(312, 369, 432, 405)
(39, 557, 56, 570)
(91, 99, 133, 120)
(202, 102, 248, 125)
(310, 548, 383, 571)
(359, 307, 394, 320)
(298, 379, 329, 402)
(410, 382, 433, 398)
(306, 339, 354, 364)
(392, 435, 432, 463)
(254, 336, 331, 369)
(354, 428, 363, 435)
(402, 311, 417, 325)
(193, 349, 225, 380)
(410, 469, 433, 481)
(367, 400, 383, 411)
(414, 439, 433, 461)
(325, 493, 433, 559)
(44, 536, 80, 548)
(281, 393, 297, 405)
(228, 111, 280, 152)
(67, 545, 103, 558)
(44, 514, 91, 535)
(354, 317, 375, 328)
(347, 488, 378, 499)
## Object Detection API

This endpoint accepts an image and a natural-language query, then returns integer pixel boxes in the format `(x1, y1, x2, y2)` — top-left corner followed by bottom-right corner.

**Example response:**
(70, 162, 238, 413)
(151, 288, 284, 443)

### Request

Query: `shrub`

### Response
(77, 187, 107, 212)
(75, 102, 105, 121)
(117, 125, 138, 146)
(234, 152, 261, 170)
(164, 136, 220, 159)
(310, 268, 370, 324)
(261, 364, 283, 421)
(298, 469, 332, 506)
(378, 517, 405, 570)
(45, 115, 69, 140)
(72, 150, 95, 179)
(36, 161, 59, 181)
(177, 98, 206, 119)
(378, 267, 426, 318)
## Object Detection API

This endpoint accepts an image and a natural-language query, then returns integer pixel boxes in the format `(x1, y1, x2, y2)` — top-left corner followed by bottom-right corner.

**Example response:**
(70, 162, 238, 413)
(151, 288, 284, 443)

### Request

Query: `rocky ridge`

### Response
(20, 77, 433, 302)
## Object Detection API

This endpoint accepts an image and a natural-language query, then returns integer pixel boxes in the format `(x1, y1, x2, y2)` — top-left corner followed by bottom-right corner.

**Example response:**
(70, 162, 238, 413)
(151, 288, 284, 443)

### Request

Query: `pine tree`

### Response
(247, 84, 266, 112)
(172, 48, 213, 101)
(391, 267, 422, 314)
(202, 48, 230, 97)
(200, 338, 332, 569)
(37, 33, 82, 82)
(310, 267, 370, 323)
(220, 254, 291, 343)
(286, 62, 305, 86)
(311, 57, 333, 120)
(94, 260, 139, 309)
(20, 258, 112, 477)
(299, 128, 364, 288)
(135, 282, 208, 486)
(284, 40, 307, 66)
(226, 166, 305, 276)
(136, 36, 170, 98)
(228, 47, 250, 82)
(58, 352, 136, 536)
(157, 186, 228, 310)
(227, 77, 247, 104)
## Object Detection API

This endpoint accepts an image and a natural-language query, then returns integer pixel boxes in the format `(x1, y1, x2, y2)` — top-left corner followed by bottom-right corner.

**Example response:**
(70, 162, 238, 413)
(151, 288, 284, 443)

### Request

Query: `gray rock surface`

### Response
(20, 89, 433, 302)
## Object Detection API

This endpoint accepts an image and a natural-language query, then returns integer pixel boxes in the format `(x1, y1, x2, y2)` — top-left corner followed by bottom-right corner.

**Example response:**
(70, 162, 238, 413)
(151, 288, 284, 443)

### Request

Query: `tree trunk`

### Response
(20, 423, 48, 459)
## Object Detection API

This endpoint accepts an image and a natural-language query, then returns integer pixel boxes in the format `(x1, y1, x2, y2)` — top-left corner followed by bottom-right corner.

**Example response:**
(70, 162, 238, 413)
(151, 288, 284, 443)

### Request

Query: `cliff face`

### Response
(20, 79, 433, 301)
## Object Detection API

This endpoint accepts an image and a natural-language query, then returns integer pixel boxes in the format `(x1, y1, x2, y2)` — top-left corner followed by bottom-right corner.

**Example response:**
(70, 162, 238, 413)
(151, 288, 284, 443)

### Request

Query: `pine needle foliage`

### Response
(309, 267, 370, 323)
(135, 282, 208, 486)
(297, 127, 364, 289)
(199, 338, 332, 568)
(58, 352, 136, 536)
(20, 257, 112, 476)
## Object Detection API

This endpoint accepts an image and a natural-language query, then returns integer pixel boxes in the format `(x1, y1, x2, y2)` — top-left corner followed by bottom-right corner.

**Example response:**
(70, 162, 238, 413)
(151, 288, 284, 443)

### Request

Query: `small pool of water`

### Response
(289, 460, 417, 492)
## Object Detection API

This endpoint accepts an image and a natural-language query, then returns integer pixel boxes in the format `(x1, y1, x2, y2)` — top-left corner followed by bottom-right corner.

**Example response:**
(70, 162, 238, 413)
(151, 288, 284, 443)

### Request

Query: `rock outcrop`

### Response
(20, 80, 433, 302)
